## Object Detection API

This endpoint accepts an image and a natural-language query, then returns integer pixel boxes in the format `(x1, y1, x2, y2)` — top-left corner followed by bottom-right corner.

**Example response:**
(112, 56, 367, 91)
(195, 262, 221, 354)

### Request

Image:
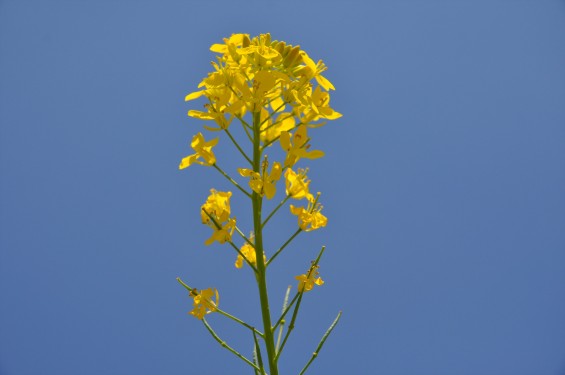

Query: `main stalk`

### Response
(252, 111, 278, 375)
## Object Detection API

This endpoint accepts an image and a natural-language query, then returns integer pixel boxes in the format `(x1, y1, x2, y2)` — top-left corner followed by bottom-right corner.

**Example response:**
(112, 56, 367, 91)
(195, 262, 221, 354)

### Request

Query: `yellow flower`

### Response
(260, 110, 295, 145)
(284, 168, 313, 201)
(303, 86, 342, 123)
(201, 189, 232, 224)
(238, 160, 282, 200)
(235, 234, 257, 269)
(295, 51, 335, 91)
(204, 218, 236, 246)
(289, 196, 327, 231)
(179, 133, 218, 169)
(188, 288, 219, 319)
(295, 265, 324, 292)
(280, 125, 324, 167)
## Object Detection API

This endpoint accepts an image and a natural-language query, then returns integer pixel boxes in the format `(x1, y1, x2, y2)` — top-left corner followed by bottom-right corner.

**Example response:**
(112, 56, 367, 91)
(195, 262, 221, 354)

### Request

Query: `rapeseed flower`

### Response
(295, 265, 324, 292)
(188, 288, 219, 319)
(284, 168, 313, 201)
(238, 160, 282, 199)
(179, 133, 218, 169)
(280, 125, 324, 167)
(289, 196, 327, 231)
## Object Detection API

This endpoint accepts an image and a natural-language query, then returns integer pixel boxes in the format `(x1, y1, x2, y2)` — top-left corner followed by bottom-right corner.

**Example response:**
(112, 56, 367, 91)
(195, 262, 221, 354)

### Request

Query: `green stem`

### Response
(224, 128, 253, 166)
(275, 286, 292, 352)
(238, 116, 254, 143)
(202, 318, 261, 372)
(234, 226, 254, 247)
(252, 330, 266, 375)
(216, 309, 264, 338)
(272, 292, 299, 331)
(298, 311, 342, 375)
(213, 164, 252, 199)
(252, 110, 279, 375)
(266, 228, 302, 267)
(262, 195, 290, 228)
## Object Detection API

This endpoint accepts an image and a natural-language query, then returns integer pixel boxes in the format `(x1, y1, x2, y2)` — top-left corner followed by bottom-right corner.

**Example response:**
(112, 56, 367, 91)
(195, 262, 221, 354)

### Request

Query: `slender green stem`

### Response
(224, 128, 253, 166)
(252, 110, 279, 375)
(272, 292, 299, 331)
(266, 228, 302, 267)
(238, 116, 254, 143)
(275, 286, 292, 353)
(202, 318, 261, 372)
(298, 311, 342, 375)
(274, 292, 303, 362)
(252, 330, 266, 375)
(252, 347, 260, 375)
(234, 226, 254, 248)
(213, 164, 252, 199)
(262, 195, 290, 228)
(216, 309, 264, 338)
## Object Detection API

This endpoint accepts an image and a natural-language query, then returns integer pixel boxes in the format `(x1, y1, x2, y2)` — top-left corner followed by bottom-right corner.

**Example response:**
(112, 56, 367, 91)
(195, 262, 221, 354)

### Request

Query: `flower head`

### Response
(280, 125, 324, 168)
(295, 265, 324, 292)
(188, 288, 219, 319)
(289, 194, 327, 231)
(204, 217, 236, 246)
(235, 233, 257, 269)
(179, 133, 218, 169)
(238, 159, 282, 200)
(201, 189, 232, 224)
(285, 168, 313, 201)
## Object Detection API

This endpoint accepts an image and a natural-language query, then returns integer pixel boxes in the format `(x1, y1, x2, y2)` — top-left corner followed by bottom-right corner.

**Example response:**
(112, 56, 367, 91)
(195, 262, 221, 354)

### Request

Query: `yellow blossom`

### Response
(179, 133, 218, 169)
(302, 86, 342, 123)
(201, 189, 232, 224)
(235, 234, 257, 269)
(188, 288, 219, 319)
(260, 110, 295, 145)
(284, 168, 313, 201)
(295, 265, 324, 292)
(289, 197, 327, 231)
(295, 51, 335, 91)
(238, 161, 282, 199)
(280, 125, 324, 167)
(205, 217, 236, 246)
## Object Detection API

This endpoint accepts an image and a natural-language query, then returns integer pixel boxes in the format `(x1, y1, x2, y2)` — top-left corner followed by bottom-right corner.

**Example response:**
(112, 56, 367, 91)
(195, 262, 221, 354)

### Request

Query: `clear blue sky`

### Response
(1, 1, 565, 374)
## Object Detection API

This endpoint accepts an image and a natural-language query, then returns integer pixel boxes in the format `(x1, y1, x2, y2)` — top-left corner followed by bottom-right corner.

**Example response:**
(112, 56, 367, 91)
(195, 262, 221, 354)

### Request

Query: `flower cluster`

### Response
(177, 33, 342, 375)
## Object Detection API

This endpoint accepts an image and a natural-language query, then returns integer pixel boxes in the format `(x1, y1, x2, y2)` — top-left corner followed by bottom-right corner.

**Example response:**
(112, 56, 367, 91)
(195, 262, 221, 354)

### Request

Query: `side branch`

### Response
(202, 318, 262, 372)
(213, 164, 252, 199)
(266, 228, 302, 267)
(298, 311, 343, 375)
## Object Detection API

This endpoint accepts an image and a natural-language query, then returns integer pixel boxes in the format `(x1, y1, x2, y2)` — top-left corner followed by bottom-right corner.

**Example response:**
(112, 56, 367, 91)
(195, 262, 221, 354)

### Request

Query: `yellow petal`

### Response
(185, 90, 206, 101)
(188, 110, 215, 120)
(179, 154, 199, 169)
(315, 75, 335, 91)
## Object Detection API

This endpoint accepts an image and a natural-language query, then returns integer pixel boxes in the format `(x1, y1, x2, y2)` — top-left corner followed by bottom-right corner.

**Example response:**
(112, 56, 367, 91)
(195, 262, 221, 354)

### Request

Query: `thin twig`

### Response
(266, 229, 302, 267)
(275, 286, 292, 353)
(262, 195, 290, 228)
(224, 128, 253, 166)
(213, 164, 252, 199)
(298, 311, 342, 375)
(253, 330, 266, 375)
(202, 318, 261, 372)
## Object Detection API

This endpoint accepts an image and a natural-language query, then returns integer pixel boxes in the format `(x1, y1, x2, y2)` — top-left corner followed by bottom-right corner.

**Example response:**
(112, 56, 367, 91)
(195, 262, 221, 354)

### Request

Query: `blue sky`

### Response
(1, 1, 565, 374)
